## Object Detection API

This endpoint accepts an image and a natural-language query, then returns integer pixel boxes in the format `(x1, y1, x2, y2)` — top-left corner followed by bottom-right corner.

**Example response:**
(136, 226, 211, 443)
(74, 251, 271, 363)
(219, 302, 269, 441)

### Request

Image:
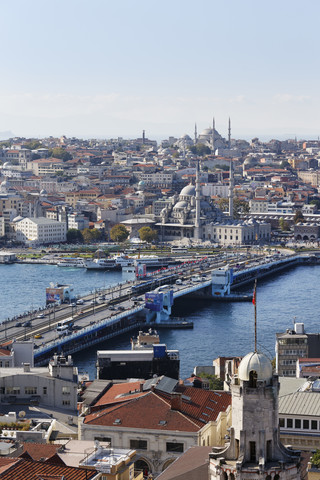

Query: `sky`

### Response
(1, 0, 320, 141)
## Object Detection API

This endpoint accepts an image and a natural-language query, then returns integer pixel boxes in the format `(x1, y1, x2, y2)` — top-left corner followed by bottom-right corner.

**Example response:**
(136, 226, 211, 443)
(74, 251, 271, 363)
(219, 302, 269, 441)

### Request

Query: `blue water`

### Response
(1, 263, 319, 379)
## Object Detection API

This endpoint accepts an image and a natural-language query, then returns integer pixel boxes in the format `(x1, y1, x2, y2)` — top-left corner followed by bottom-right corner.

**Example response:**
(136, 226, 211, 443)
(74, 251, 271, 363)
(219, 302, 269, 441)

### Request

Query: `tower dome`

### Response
(238, 351, 272, 381)
(180, 184, 195, 196)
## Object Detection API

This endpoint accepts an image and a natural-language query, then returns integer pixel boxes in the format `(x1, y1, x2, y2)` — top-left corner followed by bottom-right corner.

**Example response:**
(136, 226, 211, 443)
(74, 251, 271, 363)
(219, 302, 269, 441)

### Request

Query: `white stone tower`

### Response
(209, 351, 300, 480)
(194, 123, 198, 144)
(228, 159, 234, 220)
(194, 159, 201, 241)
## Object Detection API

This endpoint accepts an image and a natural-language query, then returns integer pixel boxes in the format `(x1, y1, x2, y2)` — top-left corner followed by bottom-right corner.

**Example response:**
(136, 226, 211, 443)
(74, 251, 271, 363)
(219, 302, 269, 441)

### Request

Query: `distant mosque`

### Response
(156, 135, 270, 245)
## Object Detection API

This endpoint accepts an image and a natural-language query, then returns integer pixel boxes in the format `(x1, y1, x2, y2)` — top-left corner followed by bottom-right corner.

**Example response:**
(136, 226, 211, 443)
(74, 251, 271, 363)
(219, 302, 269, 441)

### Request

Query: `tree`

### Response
(294, 209, 304, 224)
(189, 144, 211, 156)
(138, 226, 158, 243)
(67, 228, 83, 243)
(311, 450, 320, 468)
(110, 224, 129, 242)
(279, 217, 289, 231)
(199, 372, 224, 390)
(49, 147, 72, 162)
(24, 140, 42, 150)
(310, 199, 320, 210)
(81, 228, 102, 244)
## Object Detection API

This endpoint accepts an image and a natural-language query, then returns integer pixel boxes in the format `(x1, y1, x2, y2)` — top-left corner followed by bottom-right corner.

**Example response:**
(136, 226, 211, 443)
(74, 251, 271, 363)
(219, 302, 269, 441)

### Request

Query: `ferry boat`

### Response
(85, 258, 117, 270)
(113, 254, 170, 268)
(57, 257, 86, 268)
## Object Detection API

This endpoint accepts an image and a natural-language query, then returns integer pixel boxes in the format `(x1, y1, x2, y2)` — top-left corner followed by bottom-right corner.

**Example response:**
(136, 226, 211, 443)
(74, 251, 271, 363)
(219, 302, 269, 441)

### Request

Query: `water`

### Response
(1, 263, 319, 379)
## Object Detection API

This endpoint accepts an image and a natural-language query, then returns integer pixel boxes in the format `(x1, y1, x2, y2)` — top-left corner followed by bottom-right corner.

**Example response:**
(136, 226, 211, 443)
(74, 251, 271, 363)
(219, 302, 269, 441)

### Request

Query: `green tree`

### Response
(199, 373, 224, 390)
(138, 226, 158, 243)
(310, 199, 320, 210)
(311, 450, 320, 468)
(24, 140, 42, 150)
(189, 144, 211, 156)
(279, 217, 289, 231)
(66, 228, 83, 243)
(294, 209, 304, 224)
(110, 224, 129, 242)
(49, 147, 72, 161)
(81, 228, 102, 243)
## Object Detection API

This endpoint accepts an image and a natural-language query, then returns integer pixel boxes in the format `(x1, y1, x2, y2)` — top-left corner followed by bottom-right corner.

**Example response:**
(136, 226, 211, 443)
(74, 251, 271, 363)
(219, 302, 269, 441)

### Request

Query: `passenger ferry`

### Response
(57, 257, 86, 268)
(113, 254, 170, 268)
(85, 258, 117, 270)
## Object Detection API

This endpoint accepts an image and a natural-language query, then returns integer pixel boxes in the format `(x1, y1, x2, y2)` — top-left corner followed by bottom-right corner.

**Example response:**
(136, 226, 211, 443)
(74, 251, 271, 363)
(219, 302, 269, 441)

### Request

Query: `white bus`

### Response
(57, 317, 74, 334)
(171, 246, 188, 254)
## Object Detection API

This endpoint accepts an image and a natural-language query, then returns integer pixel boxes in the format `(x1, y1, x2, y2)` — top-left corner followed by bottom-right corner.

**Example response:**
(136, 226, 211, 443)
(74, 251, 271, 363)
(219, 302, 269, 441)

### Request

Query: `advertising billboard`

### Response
(145, 292, 164, 312)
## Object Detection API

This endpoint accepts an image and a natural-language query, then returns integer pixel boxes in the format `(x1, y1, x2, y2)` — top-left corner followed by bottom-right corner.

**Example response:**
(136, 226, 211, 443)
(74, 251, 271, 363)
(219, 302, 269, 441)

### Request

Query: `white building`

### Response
(0, 355, 78, 410)
(14, 216, 67, 245)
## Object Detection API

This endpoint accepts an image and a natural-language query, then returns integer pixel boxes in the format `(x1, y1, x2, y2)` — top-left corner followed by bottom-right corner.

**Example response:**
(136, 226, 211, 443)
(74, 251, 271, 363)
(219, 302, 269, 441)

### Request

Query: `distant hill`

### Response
(0, 131, 15, 141)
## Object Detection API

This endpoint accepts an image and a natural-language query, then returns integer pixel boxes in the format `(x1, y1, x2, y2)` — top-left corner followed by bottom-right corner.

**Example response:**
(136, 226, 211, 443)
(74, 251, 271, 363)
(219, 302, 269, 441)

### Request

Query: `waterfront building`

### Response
(209, 351, 301, 480)
(13, 216, 67, 245)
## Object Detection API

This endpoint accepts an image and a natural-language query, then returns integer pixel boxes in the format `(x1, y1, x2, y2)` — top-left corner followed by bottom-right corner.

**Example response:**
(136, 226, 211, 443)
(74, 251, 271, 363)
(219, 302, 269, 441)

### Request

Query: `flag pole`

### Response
(253, 279, 257, 352)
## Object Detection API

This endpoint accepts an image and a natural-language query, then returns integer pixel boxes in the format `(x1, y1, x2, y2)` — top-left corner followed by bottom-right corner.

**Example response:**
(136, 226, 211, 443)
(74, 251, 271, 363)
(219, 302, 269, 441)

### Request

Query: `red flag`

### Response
(252, 284, 256, 305)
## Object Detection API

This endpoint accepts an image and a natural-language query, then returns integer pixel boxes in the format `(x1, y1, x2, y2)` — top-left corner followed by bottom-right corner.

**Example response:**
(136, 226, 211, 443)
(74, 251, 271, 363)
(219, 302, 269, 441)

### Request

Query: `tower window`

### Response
(249, 370, 257, 388)
(249, 441, 256, 462)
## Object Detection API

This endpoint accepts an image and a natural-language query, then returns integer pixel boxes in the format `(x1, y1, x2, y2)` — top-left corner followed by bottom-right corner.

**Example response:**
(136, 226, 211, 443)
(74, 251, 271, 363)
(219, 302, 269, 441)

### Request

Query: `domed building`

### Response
(209, 351, 301, 480)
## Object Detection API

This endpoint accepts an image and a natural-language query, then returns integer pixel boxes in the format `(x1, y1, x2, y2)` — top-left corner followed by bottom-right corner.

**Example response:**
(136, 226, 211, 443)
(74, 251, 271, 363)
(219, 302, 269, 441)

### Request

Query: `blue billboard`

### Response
(145, 292, 164, 312)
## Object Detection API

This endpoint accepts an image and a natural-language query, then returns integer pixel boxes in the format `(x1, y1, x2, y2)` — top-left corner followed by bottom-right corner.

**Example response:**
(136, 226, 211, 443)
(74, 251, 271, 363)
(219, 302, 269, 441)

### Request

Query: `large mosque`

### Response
(156, 160, 270, 245)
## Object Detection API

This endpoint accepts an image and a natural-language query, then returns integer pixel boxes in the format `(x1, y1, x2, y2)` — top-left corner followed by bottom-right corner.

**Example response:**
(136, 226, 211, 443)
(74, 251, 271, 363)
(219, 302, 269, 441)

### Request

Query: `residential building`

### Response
(276, 323, 318, 376)
(0, 354, 78, 410)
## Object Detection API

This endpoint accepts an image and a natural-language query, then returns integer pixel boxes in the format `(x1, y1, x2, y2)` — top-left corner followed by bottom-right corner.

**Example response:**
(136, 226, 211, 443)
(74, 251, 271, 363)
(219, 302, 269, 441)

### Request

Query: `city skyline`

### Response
(1, 0, 319, 140)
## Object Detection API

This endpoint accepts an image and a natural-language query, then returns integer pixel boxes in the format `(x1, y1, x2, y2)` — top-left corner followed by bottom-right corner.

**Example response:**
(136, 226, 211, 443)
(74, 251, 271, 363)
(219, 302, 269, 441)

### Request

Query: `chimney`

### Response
(170, 393, 182, 411)
(140, 383, 144, 392)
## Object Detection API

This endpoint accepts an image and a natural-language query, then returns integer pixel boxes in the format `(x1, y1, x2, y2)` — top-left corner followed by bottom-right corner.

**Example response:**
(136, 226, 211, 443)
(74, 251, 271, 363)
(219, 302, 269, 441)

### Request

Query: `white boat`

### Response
(85, 258, 117, 270)
(57, 257, 86, 268)
(113, 254, 170, 268)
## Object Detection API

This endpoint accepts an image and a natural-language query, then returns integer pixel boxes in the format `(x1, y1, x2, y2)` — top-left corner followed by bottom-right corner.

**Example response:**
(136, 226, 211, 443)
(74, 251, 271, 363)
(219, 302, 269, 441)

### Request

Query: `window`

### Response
(130, 439, 147, 450)
(166, 442, 184, 453)
(43, 387, 47, 395)
(95, 436, 111, 444)
(295, 419, 301, 429)
(62, 386, 70, 395)
(287, 418, 293, 428)
(303, 419, 309, 430)
(249, 441, 256, 462)
(311, 420, 317, 430)
(25, 387, 37, 395)
(279, 418, 285, 428)
(6, 387, 20, 395)
(62, 400, 70, 406)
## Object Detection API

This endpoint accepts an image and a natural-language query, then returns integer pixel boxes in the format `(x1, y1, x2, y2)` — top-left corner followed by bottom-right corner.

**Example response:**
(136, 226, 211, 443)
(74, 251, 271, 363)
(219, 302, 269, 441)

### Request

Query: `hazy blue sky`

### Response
(1, 0, 319, 141)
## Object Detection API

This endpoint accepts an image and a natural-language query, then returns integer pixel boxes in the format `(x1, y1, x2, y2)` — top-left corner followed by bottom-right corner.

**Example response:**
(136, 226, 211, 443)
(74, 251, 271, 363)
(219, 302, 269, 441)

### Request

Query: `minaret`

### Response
(142, 130, 145, 144)
(228, 158, 234, 220)
(194, 123, 197, 144)
(211, 117, 215, 154)
(228, 117, 231, 148)
(194, 159, 201, 241)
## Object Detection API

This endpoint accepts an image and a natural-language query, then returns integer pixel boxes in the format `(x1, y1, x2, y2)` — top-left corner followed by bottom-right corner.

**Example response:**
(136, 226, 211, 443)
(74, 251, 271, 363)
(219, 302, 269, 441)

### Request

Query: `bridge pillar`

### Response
(211, 267, 233, 297)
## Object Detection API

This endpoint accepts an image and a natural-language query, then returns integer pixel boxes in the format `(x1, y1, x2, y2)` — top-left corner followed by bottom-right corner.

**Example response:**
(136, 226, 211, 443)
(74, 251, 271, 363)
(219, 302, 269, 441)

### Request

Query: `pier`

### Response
(0, 252, 309, 366)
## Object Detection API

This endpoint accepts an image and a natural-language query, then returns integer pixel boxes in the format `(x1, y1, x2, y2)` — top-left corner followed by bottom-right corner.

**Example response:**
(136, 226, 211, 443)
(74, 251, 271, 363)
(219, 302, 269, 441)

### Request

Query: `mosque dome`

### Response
(180, 184, 196, 196)
(238, 351, 273, 382)
(201, 128, 212, 136)
(40, 189, 47, 196)
(3, 162, 11, 168)
(173, 201, 188, 210)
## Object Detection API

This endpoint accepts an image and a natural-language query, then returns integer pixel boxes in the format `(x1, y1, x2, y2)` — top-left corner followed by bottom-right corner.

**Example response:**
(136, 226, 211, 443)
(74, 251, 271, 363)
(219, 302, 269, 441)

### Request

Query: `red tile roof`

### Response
(93, 381, 145, 409)
(0, 458, 97, 480)
(85, 387, 231, 431)
(19, 443, 64, 463)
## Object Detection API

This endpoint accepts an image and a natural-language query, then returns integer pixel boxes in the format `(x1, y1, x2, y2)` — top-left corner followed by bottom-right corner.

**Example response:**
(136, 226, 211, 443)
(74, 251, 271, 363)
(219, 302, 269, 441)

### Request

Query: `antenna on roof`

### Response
(252, 279, 257, 352)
